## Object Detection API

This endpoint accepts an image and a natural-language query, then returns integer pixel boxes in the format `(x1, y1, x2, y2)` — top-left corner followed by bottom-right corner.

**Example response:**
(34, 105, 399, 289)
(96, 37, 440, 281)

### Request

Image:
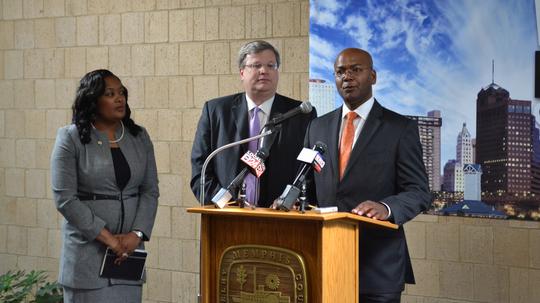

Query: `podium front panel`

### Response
(198, 210, 359, 303)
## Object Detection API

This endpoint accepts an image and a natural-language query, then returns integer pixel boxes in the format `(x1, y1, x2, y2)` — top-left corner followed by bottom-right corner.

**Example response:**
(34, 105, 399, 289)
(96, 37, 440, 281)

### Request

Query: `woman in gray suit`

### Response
(51, 69, 159, 302)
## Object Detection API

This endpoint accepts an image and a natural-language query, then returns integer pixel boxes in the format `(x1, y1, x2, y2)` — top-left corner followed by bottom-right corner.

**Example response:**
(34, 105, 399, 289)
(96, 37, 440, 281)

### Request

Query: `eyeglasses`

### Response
(334, 65, 372, 79)
(243, 63, 279, 71)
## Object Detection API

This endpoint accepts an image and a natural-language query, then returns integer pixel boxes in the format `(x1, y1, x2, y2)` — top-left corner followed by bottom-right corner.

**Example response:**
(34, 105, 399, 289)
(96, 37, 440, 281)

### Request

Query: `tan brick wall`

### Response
(0, 1, 309, 302)
(1, 1, 539, 303)
(403, 216, 540, 303)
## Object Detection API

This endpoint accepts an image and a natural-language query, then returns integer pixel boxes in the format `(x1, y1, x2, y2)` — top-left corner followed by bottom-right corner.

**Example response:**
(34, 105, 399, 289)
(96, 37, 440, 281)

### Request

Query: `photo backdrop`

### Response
(309, 0, 539, 221)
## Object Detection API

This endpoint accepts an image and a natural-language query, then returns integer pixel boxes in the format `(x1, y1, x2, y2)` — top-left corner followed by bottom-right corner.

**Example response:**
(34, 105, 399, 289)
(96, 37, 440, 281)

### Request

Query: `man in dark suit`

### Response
(191, 40, 316, 207)
(305, 48, 432, 302)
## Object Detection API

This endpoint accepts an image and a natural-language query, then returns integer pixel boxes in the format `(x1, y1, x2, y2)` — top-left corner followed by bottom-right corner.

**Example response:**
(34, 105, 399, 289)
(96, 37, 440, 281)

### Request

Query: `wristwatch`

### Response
(132, 230, 144, 239)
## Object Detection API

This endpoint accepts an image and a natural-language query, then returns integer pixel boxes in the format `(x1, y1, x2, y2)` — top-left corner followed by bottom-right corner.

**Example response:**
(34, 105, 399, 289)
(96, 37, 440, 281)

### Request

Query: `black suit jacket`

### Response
(305, 100, 432, 294)
(191, 92, 316, 207)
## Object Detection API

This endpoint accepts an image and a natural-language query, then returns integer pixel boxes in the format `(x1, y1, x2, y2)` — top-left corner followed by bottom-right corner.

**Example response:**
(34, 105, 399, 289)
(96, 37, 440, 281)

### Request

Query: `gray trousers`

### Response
(63, 284, 142, 303)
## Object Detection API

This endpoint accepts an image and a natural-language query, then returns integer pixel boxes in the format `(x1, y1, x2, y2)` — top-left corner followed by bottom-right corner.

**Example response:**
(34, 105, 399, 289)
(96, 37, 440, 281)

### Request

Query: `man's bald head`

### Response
(335, 48, 373, 68)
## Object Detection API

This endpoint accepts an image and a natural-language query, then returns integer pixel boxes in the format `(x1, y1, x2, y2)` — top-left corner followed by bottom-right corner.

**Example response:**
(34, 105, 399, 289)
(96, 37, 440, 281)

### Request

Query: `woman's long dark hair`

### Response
(72, 69, 142, 144)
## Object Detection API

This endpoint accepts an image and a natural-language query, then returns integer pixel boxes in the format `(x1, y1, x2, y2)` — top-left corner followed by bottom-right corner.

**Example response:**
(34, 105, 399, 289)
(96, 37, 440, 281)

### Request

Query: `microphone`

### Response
(265, 102, 313, 126)
(211, 124, 282, 208)
(199, 126, 279, 205)
(228, 124, 281, 190)
(274, 141, 327, 211)
(258, 123, 281, 151)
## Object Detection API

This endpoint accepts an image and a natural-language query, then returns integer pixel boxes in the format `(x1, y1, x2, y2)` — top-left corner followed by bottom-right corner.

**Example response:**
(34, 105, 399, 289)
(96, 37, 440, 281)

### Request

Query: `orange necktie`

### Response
(339, 112, 358, 179)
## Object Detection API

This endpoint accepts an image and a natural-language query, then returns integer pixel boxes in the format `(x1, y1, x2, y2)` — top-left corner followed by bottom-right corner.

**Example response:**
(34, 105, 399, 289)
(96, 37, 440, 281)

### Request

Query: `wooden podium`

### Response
(187, 206, 397, 303)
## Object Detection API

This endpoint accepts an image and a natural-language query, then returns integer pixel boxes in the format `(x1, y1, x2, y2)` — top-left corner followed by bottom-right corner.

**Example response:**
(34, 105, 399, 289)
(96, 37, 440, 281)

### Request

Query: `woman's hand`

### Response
(96, 228, 129, 264)
(115, 232, 142, 254)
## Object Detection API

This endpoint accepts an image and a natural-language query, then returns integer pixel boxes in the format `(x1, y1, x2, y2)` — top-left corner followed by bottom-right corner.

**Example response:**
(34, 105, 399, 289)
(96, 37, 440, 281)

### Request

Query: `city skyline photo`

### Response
(309, 0, 540, 220)
(309, 0, 538, 174)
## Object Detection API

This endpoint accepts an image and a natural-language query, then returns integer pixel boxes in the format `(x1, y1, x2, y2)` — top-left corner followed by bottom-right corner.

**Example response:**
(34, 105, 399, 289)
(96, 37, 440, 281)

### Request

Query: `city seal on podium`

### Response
(218, 245, 308, 303)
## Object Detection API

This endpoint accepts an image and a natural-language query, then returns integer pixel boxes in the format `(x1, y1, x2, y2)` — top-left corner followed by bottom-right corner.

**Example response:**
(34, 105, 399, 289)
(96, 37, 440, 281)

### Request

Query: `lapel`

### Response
(230, 93, 249, 173)
(231, 93, 249, 142)
(269, 94, 290, 141)
(88, 129, 118, 191)
(268, 94, 288, 118)
(341, 100, 384, 180)
(328, 108, 342, 184)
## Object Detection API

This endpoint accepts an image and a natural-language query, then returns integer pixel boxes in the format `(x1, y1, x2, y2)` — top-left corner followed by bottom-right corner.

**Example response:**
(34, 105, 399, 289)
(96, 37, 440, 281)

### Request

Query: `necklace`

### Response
(91, 120, 125, 144)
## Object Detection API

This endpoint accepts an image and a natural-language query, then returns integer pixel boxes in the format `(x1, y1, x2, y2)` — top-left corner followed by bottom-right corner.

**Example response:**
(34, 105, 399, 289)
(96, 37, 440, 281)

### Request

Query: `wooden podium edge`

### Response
(187, 205, 398, 229)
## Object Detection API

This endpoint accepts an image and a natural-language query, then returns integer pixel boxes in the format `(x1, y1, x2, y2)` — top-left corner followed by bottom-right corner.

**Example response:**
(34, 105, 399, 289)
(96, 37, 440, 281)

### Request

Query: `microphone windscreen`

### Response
(314, 141, 328, 154)
(299, 101, 313, 114)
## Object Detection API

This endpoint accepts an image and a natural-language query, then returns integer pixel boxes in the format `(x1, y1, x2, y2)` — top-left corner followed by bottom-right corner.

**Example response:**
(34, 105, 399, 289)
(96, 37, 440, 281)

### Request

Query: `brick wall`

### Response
(0, 1, 539, 303)
(0, 1, 308, 302)
(403, 215, 540, 303)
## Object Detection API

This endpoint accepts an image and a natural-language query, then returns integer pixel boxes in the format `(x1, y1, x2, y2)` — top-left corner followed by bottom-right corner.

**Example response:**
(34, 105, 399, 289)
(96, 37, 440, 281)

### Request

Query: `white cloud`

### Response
(310, 0, 344, 28)
(309, 53, 335, 76)
(437, 0, 536, 102)
(312, 10, 339, 27)
(403, 1, 428, 25)
(343, 15, 373, 49)
(378, 17, 404, 50)
(310, 33, 338, 59)
(315, 0, 341, 13)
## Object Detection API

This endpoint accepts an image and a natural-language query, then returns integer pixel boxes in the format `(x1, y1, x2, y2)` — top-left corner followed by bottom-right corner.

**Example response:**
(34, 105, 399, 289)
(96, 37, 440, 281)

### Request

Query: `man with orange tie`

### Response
(304, 48, 432, 303)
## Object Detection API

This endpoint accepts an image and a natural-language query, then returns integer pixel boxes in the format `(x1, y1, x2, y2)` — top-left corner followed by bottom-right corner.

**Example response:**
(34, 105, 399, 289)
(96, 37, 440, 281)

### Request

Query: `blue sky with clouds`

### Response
(310, 0, 538, 171)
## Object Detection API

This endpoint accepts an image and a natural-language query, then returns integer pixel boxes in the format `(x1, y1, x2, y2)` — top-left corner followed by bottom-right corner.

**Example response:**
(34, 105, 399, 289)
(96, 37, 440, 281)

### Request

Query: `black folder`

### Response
(99, 248, 147, 281)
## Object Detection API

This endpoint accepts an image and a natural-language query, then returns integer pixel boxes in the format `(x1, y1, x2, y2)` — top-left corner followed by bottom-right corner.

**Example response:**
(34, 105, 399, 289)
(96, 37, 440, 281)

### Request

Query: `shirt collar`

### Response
(341, 96, 375, 121)
(246, 94, 275, 116)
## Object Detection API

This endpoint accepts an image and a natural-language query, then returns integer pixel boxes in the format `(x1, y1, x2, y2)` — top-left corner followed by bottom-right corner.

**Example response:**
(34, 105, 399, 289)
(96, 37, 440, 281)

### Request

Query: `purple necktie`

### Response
(245, 107, 261, 205)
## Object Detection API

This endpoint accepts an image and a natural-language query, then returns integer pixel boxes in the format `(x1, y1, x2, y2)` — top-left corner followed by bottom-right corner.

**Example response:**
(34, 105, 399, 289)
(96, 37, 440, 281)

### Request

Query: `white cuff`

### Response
(379, 201, 392, 221)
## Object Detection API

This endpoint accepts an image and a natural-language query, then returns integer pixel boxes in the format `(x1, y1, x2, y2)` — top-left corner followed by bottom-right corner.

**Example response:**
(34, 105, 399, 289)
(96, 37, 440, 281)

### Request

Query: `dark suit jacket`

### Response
(191, 92, 316, 207)
(305, 100, 432, 294)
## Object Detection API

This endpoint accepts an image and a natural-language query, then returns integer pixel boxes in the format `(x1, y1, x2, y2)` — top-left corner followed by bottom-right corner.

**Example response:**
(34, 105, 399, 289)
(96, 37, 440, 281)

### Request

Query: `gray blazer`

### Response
(51, 124, 159, 289)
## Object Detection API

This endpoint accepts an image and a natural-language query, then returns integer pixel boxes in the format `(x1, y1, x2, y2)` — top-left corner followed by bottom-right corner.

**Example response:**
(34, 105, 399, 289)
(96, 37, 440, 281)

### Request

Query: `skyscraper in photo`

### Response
(454, 123, 473, 192)
(406, 111, 442, 191)
(457, 123, 473, 166)
(476, 82, 536, 195)
(463, 164, 482, 200)
(443, 159, 457, 192)
(471, 138, 477, 163)
(531, 118, 540, 193)
(308, 79, 335, 116)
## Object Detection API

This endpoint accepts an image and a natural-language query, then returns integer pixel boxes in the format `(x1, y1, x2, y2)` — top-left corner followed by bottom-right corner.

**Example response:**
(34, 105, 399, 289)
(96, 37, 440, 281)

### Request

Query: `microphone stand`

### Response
(198, 128, 276, 205)
(197, 127, 277, 302)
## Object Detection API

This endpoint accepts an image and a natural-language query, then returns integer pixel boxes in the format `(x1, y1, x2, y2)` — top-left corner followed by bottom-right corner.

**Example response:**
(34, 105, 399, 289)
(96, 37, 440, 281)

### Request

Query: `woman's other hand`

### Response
(116, 232, 141, 254)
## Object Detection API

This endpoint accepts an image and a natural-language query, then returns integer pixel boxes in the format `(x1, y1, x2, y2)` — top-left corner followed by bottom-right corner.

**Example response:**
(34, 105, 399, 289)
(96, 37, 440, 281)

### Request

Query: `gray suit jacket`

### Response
(51, 124, 159, 289)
